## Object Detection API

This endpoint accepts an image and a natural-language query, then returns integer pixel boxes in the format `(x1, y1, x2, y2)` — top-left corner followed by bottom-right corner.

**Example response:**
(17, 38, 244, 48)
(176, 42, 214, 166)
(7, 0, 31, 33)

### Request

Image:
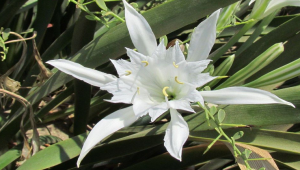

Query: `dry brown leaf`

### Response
(224, 142, 279, 170)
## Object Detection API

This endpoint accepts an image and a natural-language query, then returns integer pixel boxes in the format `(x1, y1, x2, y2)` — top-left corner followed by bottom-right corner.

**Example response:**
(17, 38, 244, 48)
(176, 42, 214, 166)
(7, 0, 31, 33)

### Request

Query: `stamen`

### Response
(175, 76, 184, 84)
(125, 70, 132, 76)
(141, 61, 149, 67)
(173, 62, 179, 68)
(162, 86, 169, 97)
(119, 70, 132, 77)
(131, 87, 140, 103)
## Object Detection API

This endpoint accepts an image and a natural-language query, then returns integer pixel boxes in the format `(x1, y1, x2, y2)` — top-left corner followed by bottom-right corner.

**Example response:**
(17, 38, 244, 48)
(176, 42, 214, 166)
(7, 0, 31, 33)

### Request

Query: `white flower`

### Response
(249, 0, 300, 19)
(47, 0, 295, 167)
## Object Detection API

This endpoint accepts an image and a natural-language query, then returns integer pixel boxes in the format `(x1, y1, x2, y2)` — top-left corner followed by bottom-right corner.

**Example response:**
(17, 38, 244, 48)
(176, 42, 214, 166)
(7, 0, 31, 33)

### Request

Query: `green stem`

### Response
(70, 0, 107, 25)
(197, 102, 253, 169)
(106, 11, 125, 22)
(83, 1, 95, 5)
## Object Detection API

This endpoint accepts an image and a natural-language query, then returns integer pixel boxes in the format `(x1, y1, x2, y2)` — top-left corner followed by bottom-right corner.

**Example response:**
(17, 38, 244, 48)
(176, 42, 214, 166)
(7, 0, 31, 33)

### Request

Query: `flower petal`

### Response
(123, 0, 157, 56)
(187, 9, 220, 62)
(168, 100, 195, 113)
(249, 0, 255, 5)
(166, 41, 185, 64)
(47, 59, 116, 87)
(102, 79, 136, 104)
(110, 59, 137, 76)
(132, 89, 168, 119)
(186, 90, 205, 106)
(164, 109, 189, 161)
(179, 61, 215, 87)
(263, 0, 300, 18)
(77, 106, 137, 167)
(200, 87, 295, 107)
(148, 102, 169, 122)
(126, 48, 148, 64)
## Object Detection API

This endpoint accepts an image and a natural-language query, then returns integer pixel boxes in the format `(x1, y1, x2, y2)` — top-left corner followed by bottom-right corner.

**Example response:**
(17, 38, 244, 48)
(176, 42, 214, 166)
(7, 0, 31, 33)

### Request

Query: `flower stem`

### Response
(197, 102, 253, 169)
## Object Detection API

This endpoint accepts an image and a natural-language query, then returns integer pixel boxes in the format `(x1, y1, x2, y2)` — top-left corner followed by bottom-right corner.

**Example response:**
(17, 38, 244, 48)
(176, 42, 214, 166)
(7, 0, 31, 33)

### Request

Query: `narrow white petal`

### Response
(166, 41, 185, 64)
(187, 9, 220, 62)
(77, 106, 137, 167)
(132, 92, 168, 119)
(186, 90, 205, 106)
(200, 87, 295, 107)
(164, 109, 189, 161)
(102, 79, 135, 104)
(249, 0, 255, 5)
(110, 59, 137, 77)
(47, 59, 116, 87)
(263, 0, 300, 18)
(168, 100, 195, 113)
(152, 40, 167, 59)
(148, 103, 169, 122)
(126, 48, 147, 64)
(123, 0, 157, 56)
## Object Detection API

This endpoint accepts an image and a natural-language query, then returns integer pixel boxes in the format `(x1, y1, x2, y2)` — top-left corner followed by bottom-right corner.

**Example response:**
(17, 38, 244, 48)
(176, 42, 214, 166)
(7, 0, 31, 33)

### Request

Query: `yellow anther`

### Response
(175, 76, 184, 84)
(216, 76, 228, 79)
(173, 62, 179, 68)
(125, 70, 132, 76)
(162, 86, 169, 97)
(141, 61, 149, 66)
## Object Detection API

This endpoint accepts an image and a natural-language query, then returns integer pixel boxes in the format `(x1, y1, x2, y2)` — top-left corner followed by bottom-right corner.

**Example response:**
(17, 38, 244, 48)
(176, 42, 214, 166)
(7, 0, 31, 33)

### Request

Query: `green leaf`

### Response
(244, 58, 300, 88)
(217, 109, 226, 123)
(273, 152, 300, 169)
(228, 15, 300, 76)
(216, 43, 284, 89)
(207, 54, 235, 88)
(232, 131, 244, 140)
(243, 149, 252, 159)
(17, 0, 38, 14)
(0, 0, 28, 27)
(17, 134, 87, 170)
(85, 15, 97, 21)
(0, 37, 5, 48)
(190, 129, 300, 155)
(95, 0, 108, 11)
(209, 106, 217, 115)
(0, 144, 22, 170)
(123, 144, 230, 170)
(2, 28, 10, 41)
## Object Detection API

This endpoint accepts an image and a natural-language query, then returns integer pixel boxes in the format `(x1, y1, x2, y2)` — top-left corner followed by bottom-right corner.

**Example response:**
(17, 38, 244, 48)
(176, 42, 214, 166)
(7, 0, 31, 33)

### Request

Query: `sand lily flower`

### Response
(249, 0, 300, 19)
(47, 0, 295, 166)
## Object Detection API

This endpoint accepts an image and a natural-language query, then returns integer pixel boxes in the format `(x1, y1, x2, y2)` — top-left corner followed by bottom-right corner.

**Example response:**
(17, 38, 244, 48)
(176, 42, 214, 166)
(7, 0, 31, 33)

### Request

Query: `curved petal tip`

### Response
(76, 106, 137, 167)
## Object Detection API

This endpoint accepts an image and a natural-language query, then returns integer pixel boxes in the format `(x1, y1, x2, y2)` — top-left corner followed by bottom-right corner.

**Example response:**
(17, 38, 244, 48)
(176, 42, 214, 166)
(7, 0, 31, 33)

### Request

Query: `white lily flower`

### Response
(250, 0, 300, 19)
(47, 0, 295, 166)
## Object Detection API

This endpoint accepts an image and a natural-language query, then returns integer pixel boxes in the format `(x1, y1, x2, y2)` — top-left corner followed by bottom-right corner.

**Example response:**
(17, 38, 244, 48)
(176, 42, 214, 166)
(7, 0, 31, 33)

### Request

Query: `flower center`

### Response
(162, 86, 176, 100)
